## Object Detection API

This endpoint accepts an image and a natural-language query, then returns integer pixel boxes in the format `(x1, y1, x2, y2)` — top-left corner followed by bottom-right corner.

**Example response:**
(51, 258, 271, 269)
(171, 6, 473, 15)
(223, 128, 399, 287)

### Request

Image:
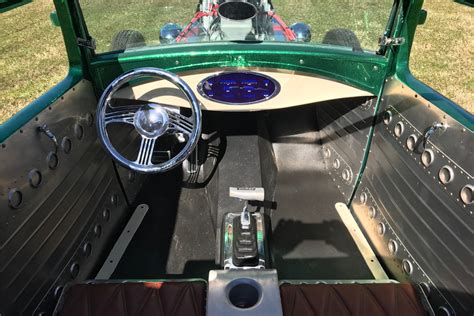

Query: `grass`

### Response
(410, 0, 473, 112)
(0, 0, 68, 123)
(0, 0, 472, 125)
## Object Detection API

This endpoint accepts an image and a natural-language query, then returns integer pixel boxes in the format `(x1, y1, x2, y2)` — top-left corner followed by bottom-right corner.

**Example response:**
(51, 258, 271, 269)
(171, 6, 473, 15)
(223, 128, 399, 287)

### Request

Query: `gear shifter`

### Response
(229, 187, 265, 228)
(228, 187, 264, 267)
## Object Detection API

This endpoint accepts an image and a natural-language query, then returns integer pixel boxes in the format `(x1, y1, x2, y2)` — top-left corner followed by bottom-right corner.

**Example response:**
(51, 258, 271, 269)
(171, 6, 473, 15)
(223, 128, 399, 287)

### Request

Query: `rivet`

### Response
(175, 60, 180, 65)
(421, 149, 435, 167)
(74, 124, 84, 140)
(419, 282, 431, 296)
(102, 209, 110, 221)
(373, 65, 379, 71)
(333, 159, 340, 169)
(377, 222, 386, 235)
(394, 122, 404, 138)
(94, 224, 102, 237)
(70, 262, 80, 279)
(8, 189, 23, 209)
(299, 59, 304, 65)
(61, 137, 72, 154)
(323, 147, 331, 159)
(54, 286, 64, 298)
(86, 112, 94, 126)
(82, 242, 92, 257)
(438, 166, 454, 184)
(28, 169, 42, 188)
(383, 111, 392, 125)
(47, 152, 59, 169)
(460, 184, 473, 205)
(110, 194, 119, 206)
(406, 134, 418, 151)
(368, 206, 377, 219)
(359, 192, 368, 205)
(437, 306, 452, 316)
(342, 168, 352, 183)
(388, 239, 398, 254)
(402, 259, 413, 275)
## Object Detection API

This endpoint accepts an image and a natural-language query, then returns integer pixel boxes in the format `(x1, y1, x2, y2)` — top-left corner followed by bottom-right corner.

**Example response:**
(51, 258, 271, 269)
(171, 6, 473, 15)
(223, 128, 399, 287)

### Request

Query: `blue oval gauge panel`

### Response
(198, 72, 280, 105)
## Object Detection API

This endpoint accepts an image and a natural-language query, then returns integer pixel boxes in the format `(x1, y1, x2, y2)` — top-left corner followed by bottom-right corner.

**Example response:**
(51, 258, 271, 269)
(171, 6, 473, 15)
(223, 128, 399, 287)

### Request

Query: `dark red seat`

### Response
(280, 283, 426, 316)
(54, 281, 206, 316)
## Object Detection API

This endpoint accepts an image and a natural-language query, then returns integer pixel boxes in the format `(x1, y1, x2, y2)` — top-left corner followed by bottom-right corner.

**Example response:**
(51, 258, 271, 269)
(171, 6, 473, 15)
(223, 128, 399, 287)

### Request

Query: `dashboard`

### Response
(113, 68, 373, 111)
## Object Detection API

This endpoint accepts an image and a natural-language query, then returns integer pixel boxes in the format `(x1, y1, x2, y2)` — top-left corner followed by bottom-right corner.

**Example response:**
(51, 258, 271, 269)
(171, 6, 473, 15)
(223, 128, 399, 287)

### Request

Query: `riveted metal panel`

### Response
(0, 81, 138, 314)
(352, 78, 473, 315)
(114, 137, 147, 204)
(316, 97, 377, 202)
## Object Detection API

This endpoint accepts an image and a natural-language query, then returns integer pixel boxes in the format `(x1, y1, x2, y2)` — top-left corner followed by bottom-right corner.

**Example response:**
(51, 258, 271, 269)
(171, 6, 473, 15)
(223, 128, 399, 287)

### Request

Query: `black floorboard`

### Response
(111, 169, 218, 280)
(111, 138, 373, 281)
(270, 143, 373, 280)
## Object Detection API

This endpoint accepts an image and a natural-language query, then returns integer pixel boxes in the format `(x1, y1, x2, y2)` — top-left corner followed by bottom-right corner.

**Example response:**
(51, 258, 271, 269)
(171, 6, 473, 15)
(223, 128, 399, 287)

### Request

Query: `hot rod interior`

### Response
(0, 0, 472, 315)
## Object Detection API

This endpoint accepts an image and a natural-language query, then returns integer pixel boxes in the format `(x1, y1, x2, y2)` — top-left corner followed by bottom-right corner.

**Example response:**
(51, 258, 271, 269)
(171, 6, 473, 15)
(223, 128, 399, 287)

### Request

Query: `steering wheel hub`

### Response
(134, 104, 170, 138)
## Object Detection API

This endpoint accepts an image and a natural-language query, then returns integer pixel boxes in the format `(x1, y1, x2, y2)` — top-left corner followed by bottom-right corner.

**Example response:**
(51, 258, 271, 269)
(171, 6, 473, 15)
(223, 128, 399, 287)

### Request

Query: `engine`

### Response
(207, 0, 273, 41)
(159, 0, 310, 44)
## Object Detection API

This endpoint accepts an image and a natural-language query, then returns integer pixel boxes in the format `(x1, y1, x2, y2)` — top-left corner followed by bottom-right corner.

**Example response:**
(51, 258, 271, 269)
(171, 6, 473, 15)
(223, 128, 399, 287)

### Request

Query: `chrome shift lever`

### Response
(241, 202, 251, 229)
(224, 187, 267, 269)
(229, 187, 265, 228)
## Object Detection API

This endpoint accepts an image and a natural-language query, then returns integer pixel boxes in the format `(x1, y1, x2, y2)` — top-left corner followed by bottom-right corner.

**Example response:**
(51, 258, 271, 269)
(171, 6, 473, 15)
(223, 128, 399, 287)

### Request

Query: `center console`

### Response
(207, 269, 282, 315)
(207, 187, 283, 315)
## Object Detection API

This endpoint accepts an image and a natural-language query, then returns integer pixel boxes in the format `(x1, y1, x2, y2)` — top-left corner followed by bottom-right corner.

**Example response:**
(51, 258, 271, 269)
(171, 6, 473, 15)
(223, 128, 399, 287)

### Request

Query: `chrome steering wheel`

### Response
(96, 68, 202, 173)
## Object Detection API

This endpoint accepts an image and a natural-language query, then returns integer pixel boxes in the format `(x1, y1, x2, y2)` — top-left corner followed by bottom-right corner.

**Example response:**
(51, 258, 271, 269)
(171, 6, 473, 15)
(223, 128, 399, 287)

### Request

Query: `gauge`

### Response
(198, 71, 280, 105)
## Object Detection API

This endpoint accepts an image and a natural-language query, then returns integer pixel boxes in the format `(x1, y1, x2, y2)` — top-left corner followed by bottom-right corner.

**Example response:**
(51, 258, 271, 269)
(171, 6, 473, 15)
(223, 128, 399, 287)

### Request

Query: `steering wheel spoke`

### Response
(104, 105, 140, 125)
(167, 111, 194, 134)
(136, 136, 157, 166)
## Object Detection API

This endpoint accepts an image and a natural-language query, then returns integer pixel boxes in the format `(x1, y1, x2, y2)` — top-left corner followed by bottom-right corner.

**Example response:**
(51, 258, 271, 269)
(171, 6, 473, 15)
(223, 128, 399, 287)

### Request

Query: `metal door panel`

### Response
(352, 78, 473, 315)
(0, 81, 138, 314)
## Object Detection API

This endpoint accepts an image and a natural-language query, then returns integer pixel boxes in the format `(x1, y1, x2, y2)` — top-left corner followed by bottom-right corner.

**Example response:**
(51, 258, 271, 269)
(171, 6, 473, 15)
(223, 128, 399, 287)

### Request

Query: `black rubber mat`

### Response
(270, 142, 373, 280)
(111, 168, 219, 280)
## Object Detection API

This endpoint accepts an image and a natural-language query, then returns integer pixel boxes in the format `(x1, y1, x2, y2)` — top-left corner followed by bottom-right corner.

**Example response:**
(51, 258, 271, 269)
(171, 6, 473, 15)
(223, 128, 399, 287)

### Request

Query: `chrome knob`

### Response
(134, 104, 169, 138)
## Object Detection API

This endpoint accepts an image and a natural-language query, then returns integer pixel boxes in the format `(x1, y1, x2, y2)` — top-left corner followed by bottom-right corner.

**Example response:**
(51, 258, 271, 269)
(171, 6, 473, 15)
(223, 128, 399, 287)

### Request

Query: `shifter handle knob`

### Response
(229, 187, 265, 201)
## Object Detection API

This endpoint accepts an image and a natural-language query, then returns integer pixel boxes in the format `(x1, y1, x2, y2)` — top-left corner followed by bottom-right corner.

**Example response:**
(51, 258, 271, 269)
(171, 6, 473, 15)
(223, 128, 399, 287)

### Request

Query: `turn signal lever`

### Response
(229, 187, 265, 229)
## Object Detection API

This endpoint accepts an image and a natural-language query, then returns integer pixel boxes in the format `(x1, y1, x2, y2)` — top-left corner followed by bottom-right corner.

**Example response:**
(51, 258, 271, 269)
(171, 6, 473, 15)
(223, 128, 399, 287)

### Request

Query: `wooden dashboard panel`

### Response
(114, 68, 374, 111)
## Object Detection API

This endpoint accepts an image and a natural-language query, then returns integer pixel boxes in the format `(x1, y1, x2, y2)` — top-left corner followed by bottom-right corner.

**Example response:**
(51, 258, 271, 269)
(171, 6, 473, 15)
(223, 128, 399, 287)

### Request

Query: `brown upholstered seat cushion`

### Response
(280, 283, 426, 316)
(55, 281, 206, 316)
